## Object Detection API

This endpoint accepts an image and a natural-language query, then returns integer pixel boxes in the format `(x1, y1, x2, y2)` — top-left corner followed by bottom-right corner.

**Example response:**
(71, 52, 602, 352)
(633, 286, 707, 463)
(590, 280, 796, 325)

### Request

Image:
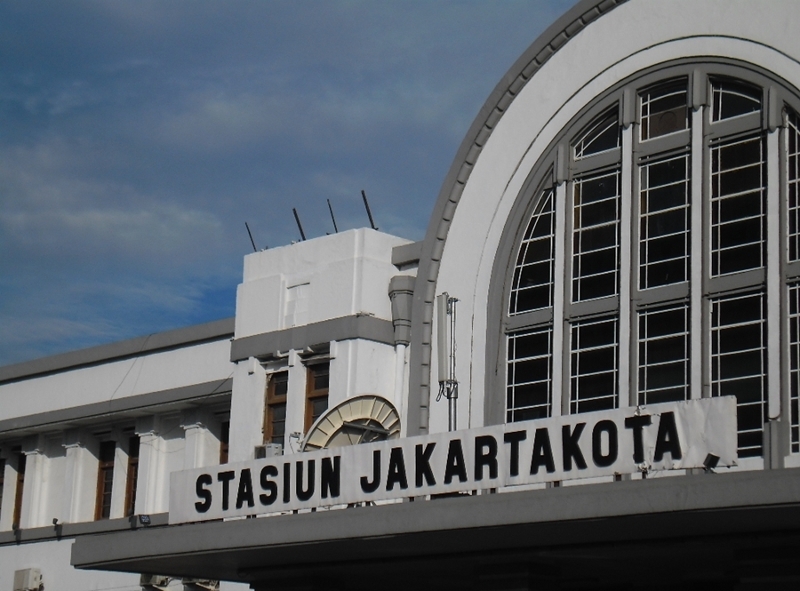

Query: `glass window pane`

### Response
(570, 316, 618, 413)
(710, 292, 766, 458)
(573, 170, 620, 301)
(507, 326, 553, 422)
(710, 135, 766, 276)
(711, 79, 762, 122)
(638, 304, 689, 405)
(790, 284, 800, 453)
(640, 153, 689, 289)
(510, 189, 555, 315)
(788, 109, 800, 262)
(574, 107, 620, 159)
(640, 79, 688, 140)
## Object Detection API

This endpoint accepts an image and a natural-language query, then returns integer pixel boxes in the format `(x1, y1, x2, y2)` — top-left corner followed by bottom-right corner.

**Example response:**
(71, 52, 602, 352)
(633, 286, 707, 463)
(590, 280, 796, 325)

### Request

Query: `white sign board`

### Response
(169, 397, 737, 524)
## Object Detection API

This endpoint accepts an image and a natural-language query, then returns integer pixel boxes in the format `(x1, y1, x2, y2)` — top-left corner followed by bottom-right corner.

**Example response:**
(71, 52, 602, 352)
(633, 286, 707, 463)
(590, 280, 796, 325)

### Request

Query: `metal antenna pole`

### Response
(327, 199, 339, 233)
(292, 208, 307, 241)
(245, 222, 258, 252)
(361, 190, 378, 231)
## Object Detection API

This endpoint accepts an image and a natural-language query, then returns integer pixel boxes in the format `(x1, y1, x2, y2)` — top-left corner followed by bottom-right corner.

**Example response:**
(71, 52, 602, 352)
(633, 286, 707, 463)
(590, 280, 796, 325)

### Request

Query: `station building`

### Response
(2, 0, 800, 589)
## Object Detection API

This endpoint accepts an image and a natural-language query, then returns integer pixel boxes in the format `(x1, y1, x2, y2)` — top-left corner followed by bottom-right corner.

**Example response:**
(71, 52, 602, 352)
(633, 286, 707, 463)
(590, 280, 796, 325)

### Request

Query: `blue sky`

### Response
(0, 0, 574, 366)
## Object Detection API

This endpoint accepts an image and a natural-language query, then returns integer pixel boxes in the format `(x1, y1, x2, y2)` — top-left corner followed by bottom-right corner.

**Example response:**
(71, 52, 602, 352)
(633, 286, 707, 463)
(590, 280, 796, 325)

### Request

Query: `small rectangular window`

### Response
(570, 316, 618, 414)
(510, 188, 555, 315)
(264, 371, 288, 445)
(507, 326, 553, 422)
(638, 304, 689, 404)
(13, 449, 25, 529)
(711, 291, 766, 458)
(124, 436, 139, 517)
(219, 421, 230, 464)
(710, 135, 766, 276)
(711, 79, 761, 122)
(95, 441, 116, 520)
(572, 169, 621, 302)
(640, 79, 688, 140)
(305, 363, 330, 431)
(639, 153, 690, 288)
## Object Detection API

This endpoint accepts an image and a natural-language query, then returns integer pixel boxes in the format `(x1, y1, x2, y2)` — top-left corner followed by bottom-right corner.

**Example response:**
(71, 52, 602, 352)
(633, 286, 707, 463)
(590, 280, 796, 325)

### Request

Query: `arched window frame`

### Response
(488, 60, 800, 463)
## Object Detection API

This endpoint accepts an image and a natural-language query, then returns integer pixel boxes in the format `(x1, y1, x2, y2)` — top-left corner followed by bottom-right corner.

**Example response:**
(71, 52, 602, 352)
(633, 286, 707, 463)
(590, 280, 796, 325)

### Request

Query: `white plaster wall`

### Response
(431, 0, 800, 434)
(0, 538, 141, 591)
(329, 340, 398, 410)
(0, 338, 233, 422)
(235, 229, 410, 339)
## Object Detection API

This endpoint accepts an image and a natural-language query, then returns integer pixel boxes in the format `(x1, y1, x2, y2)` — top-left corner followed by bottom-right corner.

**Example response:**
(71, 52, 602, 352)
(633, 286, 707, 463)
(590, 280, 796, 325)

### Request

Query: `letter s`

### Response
(195, 473, 213, 513)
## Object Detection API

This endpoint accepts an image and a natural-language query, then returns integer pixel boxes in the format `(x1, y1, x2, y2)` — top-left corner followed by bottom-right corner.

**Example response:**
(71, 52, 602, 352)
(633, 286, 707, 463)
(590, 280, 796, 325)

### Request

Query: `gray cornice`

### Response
(230, 314, 395, 362)
(407, 0, 628, 435)
(0, 378, 232, 437)
(0, 318, 235, 384)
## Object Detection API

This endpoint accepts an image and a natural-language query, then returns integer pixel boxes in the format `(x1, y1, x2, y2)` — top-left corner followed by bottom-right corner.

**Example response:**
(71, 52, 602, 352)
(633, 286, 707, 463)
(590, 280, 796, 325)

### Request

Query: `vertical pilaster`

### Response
(61, 430, 97, 523)
(19, 435, 46, 528)
(182, 409, 219, 469)
(135, 416, 164, 514)
(229, 357, 268, 462)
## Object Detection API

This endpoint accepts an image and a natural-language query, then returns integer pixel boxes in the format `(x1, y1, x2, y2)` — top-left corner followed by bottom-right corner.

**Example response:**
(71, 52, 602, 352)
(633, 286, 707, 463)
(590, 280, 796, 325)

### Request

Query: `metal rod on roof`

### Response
(361, 190, 378, 231)
(327, 199, 339, 233)
(292, 208, 307, 241)
(245, 222, 258, 252)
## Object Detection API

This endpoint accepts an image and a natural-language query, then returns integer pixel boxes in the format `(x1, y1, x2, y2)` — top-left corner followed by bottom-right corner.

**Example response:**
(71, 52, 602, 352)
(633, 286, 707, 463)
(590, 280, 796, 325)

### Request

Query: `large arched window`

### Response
(495, 63, 800, 460)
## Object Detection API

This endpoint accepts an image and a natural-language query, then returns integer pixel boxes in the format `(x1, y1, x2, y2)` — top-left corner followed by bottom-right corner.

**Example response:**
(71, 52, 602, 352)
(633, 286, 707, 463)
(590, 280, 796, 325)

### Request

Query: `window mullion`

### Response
(619, 125, 633, 408)
(691, 104, 705, 400)
(767, 129, 781, 420)
(552, 181, 567, 417)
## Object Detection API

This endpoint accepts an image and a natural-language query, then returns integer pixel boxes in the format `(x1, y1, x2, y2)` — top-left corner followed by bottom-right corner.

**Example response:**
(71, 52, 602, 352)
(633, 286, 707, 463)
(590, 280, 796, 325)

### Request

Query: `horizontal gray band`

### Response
(391, 240, 423, 266)
(0, 378, 232, 437)
(230, 315, 395, 362)
(0, 513, 169, 547)
(70, 467, 800, 582)
(0, 318, 235, 384)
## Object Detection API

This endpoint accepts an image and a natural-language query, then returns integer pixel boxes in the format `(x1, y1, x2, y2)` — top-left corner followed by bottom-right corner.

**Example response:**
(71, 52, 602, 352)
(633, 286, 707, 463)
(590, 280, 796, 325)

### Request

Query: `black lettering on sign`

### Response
(624, 415, 652, 464)
(654, 412, 682, 462)
(415, 443, 436, 487)
(361, 449, 382, 493)
(283, 463, 291, 504)
(444, 439, 467, 484)
(195, 474, 212, 513)
(592, 420, 618, 468)
(217, 471, 235, 511)
(386, 447, 408, 491)
(562, 423, 587, 471)
(503, 430, 527, 477)
(259, 465, 278, 506)
(236, 468, 255, 509)
(530, 428, 555, 475)
(296, 460, 315, 502)
(474, 435, 498, 481)
(321, 456, 341, 499)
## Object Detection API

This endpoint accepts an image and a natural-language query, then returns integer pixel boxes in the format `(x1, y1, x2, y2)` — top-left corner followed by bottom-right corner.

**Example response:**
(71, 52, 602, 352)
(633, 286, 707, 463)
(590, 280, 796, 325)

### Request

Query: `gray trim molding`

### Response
(0, 513, 169, 547)
(0, 378, 232, 437)
(71, 468, 800, 583)
(407, 0, 627, 435)
(230, 315, 394, 362)
(391, 240, 423, 267)
(0, 318, 235, 384)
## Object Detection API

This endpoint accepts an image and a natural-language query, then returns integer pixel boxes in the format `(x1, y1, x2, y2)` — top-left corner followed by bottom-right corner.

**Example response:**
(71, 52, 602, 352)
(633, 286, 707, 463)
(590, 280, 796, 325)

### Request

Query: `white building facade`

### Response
(2, 1, 800, 589)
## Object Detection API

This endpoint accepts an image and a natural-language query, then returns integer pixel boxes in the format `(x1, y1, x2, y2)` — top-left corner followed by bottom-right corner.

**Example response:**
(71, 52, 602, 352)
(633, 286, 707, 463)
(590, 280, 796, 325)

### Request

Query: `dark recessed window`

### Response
(640, 79, 688, 140)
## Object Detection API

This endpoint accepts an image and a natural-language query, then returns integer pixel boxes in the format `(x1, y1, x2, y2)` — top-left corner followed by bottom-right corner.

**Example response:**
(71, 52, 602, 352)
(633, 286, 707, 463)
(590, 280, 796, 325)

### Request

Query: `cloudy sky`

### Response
(0, 0, 574, 366)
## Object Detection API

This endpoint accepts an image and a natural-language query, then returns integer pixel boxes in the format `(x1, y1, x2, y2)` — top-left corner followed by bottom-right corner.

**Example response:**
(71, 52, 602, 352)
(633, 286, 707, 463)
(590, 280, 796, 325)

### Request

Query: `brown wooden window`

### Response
(219, 421, 230, 464)
(12, 448, 24, 529)
(264, 371, 288, 445)
(95, 441, 116, 520)
(0, 458, 5, 523)
(124, 436, 139, 517)
(305, 362, 330, 431)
